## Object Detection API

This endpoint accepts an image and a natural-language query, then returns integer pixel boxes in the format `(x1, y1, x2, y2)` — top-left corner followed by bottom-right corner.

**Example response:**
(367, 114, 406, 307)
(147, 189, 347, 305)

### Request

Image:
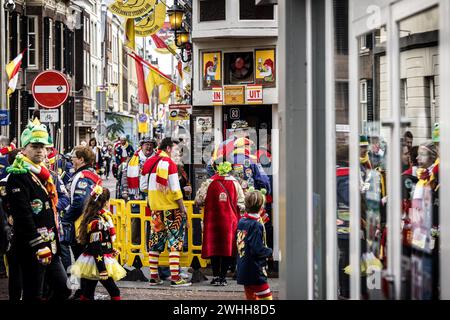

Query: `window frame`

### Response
(27, 16, 39, 69)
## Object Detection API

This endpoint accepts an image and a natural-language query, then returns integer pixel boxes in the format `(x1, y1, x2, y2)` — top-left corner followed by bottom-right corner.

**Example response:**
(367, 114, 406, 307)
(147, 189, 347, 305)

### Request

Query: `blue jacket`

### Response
(51, 172, 70, 213)
(62, 166, 101, 223)
(0, 155, 9, 181)
(57, 158, 74, 187)
(236, 214, 272, 285)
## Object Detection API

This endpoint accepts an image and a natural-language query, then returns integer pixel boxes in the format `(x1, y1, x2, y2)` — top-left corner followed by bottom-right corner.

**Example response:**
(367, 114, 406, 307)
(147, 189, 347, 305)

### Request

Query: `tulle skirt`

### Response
(71, 253, 127, 281)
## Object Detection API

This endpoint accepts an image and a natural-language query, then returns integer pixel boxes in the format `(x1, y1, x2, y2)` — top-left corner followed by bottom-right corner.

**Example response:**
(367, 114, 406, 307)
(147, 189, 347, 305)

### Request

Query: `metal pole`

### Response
(1, 2, 7, 136)
(349, 0, 361, 300)
(439, 0, 450, 299)
(325, 0, 338, 300)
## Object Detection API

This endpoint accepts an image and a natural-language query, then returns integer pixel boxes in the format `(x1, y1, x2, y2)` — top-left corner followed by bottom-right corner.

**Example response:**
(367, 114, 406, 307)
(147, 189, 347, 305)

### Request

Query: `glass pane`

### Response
(398, 7, 440, 300)
(357, 26, 388, 300)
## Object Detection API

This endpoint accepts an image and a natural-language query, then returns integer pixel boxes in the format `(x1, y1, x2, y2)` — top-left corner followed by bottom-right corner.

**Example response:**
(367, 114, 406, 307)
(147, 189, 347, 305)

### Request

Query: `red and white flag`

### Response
(5, 49, 26, 95)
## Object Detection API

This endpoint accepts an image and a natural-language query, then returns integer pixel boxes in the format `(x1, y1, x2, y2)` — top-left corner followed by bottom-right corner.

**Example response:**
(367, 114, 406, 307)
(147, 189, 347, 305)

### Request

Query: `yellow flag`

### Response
(125, 19, 135, 50)
(135, 2, 166, 37)
(108, 0, 156, 19)
(155, 75, 173, 105)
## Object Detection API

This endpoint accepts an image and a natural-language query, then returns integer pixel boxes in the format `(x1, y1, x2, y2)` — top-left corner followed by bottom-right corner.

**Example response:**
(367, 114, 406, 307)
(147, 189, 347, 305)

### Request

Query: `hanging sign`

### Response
(212, 87, 223, 105)
(224, 85, 245, 105)
(169, 104, 192, 121)
(0, 111, 9, 126)
(135, 2, 166, 37)
(246, 84, 263, 104)
(108, 0, 155, 19)
(138, 113, 149, 133)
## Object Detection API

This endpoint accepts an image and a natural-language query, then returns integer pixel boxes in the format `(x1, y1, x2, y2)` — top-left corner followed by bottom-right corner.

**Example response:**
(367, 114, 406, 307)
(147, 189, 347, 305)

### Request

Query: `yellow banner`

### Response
(135, 2, 166, 37)
(108, 0, 156, 19)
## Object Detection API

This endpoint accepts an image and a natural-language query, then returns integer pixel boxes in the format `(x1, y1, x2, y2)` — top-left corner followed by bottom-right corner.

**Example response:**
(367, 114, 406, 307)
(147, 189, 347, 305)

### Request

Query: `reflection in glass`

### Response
(399, 7, 440, 300)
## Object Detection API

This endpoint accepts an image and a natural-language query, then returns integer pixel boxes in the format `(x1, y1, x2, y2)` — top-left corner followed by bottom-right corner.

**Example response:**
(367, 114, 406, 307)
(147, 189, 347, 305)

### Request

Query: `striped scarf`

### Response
(155, 151, 171, 192)
(0, 144, 15, 156)
(21, 155, 59, 210)
(126, 149, 146, 194)
(413, 159, 439, 200)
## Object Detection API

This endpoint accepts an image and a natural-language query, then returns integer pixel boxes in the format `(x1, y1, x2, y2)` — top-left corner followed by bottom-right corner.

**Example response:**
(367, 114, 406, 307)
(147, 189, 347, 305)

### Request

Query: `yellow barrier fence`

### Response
(109, 199, 208, 268)
(109, 199, 127, 266)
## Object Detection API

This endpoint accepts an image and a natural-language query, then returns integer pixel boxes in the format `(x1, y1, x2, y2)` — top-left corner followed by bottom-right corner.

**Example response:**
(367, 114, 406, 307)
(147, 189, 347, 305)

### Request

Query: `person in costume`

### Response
(113, 135, 134, 177)
(195, 160, 245, 286)
(409, 141, 440, 299)
(141, 137, 191, 287)
(0, 136, 15, 180)
(5, 119, 71, 300)
(236, 189, 273, 300)
(122, 136, 156, 201)
(71, 186, 126, 300)
(122, 136, 156, 249)
(89, 138, 104, 176)
(62, 145, 102, 299)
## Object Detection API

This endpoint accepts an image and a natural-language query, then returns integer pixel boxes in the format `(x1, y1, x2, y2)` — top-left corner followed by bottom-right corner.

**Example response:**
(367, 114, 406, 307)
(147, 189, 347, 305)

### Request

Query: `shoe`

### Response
(219, 278, 228, 286)
(210, 276, 221, 286)
(149, 278, 164, 286)
(170, 278, 192, 287)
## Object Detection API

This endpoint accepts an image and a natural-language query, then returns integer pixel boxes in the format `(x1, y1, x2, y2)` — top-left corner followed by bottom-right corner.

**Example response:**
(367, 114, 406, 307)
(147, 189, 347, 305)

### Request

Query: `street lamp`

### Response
(167, 0, 191, 63)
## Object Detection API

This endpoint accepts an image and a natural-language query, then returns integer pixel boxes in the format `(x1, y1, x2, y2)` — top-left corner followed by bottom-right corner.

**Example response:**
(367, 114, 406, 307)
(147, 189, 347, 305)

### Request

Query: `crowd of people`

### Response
(0, 118, 274, 301)
(336, 125, 441, 300)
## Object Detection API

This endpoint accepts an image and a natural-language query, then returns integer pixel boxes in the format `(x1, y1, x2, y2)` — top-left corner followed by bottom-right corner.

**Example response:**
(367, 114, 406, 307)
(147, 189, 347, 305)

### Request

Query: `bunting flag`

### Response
(131, 53, 176, 105)
(125, 19, 135, 50)
(6, 49, 26, 96)
(151, 34, 178, 57)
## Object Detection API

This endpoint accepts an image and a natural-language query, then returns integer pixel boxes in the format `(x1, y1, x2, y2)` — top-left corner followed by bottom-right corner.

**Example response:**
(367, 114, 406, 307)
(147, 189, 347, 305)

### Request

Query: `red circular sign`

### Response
(32, 70, 70, 109)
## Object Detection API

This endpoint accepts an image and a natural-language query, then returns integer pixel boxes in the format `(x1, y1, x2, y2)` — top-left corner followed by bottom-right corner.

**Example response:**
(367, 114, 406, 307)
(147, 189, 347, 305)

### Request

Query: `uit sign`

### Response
(224, 86, 245, 105)
(246, 85, 263, 104)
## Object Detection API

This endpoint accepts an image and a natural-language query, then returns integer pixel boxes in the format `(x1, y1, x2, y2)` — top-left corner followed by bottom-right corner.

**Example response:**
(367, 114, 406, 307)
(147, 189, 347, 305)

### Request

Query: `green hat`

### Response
(21, 118, 51, 147)
(432, 123, 440, 143)
(360, 135, 369, 146)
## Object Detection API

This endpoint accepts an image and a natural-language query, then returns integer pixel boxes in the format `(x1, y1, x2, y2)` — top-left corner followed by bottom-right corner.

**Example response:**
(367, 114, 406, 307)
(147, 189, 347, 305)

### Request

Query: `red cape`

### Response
(201, 174, 240, 258)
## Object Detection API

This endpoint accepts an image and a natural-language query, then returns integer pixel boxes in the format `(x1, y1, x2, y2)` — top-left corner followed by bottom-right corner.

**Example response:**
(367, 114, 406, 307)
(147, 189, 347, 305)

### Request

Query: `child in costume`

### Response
(71, 186, 126, 300)
(236, 188, 273, 300)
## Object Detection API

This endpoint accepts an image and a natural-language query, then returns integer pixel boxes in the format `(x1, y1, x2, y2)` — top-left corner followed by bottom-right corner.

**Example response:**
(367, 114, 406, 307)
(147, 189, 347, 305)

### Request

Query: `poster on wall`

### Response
(195, 116, 213, 133)
(255, 49, 276, 87)
(202, 51, 222, 89)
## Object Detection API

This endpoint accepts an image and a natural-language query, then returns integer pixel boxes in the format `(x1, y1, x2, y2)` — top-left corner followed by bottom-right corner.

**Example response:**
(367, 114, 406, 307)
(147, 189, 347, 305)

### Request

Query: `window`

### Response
(200, 0, 226, 22)
(360, 80, 368, 122)
(400, 79, 408, 117)
(239, 0, 274, 20)
(224, 52, 254, 85)
(28, 16, 38, 68)
(427, 76, 437, 136)
(84, 17, 90, 43)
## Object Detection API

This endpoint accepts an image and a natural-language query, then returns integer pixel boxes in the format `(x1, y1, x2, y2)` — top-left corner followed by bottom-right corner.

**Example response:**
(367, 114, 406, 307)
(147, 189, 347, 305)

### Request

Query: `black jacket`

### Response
(6, 172, 59, 254)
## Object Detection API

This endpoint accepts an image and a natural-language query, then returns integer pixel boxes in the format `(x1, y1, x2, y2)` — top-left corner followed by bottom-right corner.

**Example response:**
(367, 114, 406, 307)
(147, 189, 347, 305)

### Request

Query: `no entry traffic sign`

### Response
(32, 70, 70, 109)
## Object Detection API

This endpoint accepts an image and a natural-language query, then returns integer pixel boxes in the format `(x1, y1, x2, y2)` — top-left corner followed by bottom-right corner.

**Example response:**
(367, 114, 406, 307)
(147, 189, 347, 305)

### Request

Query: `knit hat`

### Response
(21, 118, 51, 147)
(432, 123, 440, 143)
(360, 135, 369, 146)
